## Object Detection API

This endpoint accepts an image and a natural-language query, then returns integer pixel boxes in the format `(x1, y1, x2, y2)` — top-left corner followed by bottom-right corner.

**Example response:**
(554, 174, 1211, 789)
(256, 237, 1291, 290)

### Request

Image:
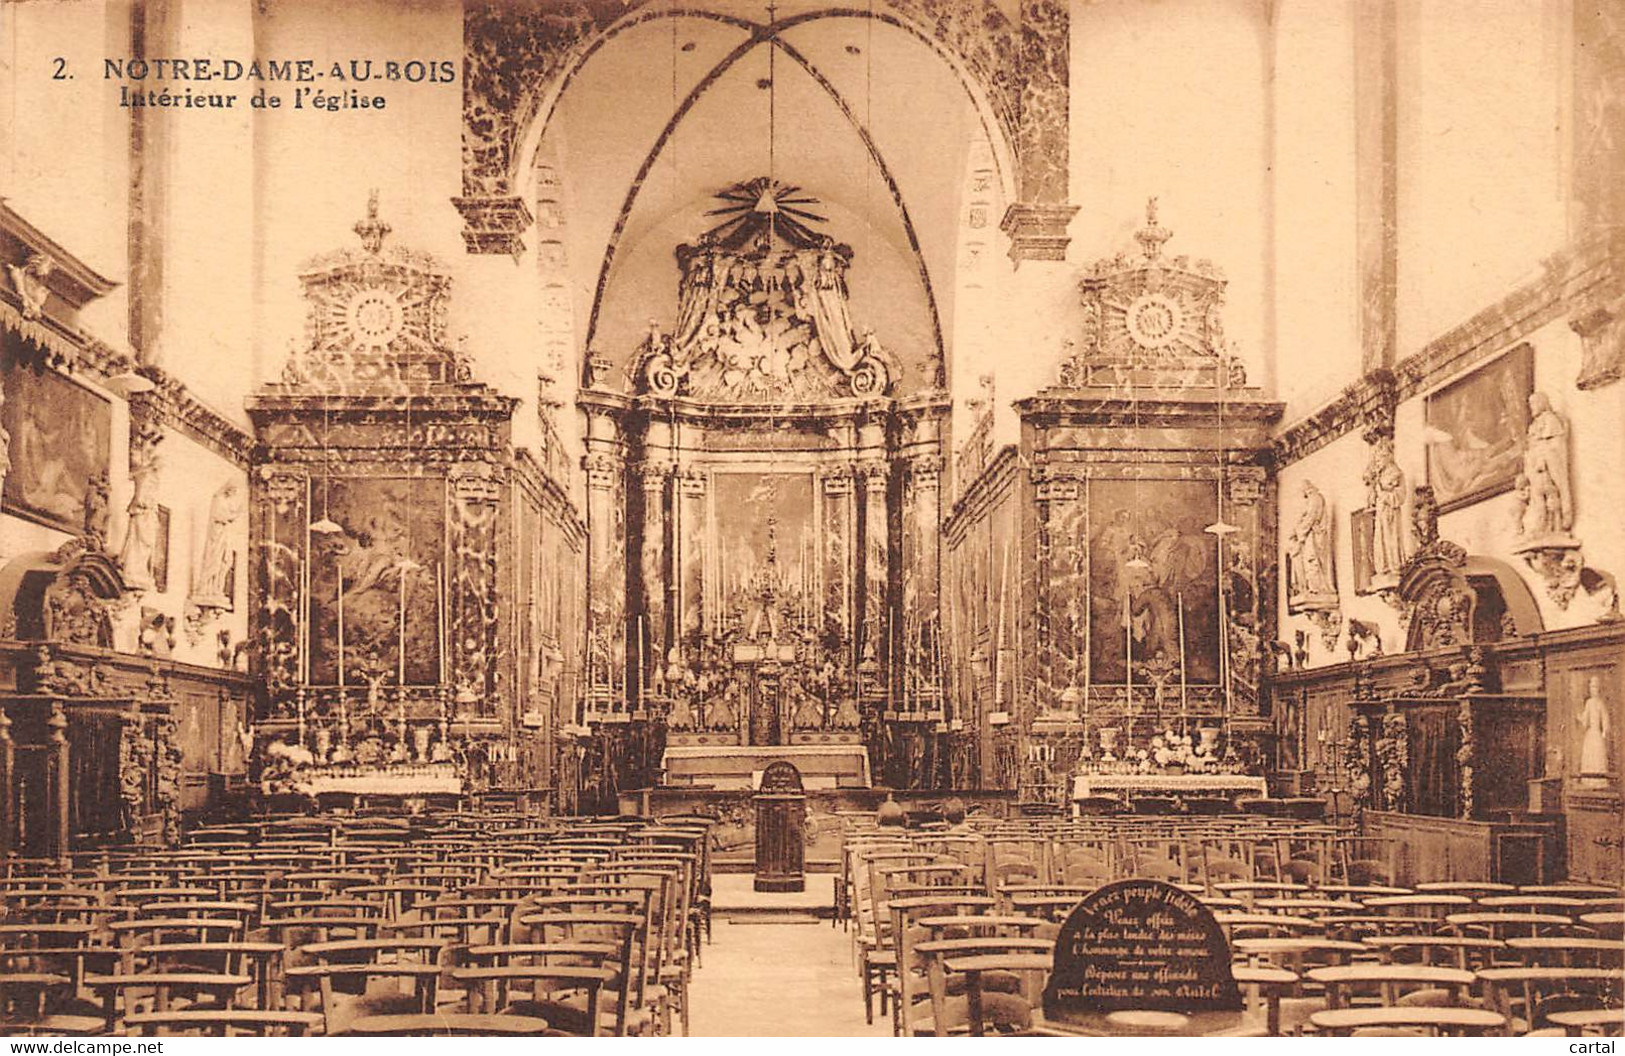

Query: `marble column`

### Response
(582, 409, 627, 712)
(251, 467, 306, 709)
(637, 459, 670, 706)
(820, 466, 855, 667)
(858, 459, 891, 693)
(905, 453, 944, 708)
(448, 459, 503, 715)
(677, 469, 707, 650)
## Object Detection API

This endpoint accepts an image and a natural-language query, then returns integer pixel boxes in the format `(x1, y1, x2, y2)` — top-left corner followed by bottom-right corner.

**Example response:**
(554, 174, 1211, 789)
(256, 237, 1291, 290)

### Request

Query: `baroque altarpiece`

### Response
(944, 203, 1283, 803)
(246, 197, 584, 803)
(576, 180, 949, 801)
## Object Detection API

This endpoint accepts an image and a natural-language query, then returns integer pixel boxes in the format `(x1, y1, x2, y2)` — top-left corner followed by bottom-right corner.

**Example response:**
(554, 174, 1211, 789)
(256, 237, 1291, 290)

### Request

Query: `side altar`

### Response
(245, 196, 580, 804)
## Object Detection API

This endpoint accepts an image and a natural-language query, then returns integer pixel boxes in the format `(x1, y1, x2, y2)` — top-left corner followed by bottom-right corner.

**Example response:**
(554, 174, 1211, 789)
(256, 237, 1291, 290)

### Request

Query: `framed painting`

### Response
(0, 360, 112, 533)
(1086, 477, 1221, 685)
(1350, 507, 1375, 595)
(154, 505, 171, 593)
(1424, 343, 1534, 512)
(308, 477, 445, 686)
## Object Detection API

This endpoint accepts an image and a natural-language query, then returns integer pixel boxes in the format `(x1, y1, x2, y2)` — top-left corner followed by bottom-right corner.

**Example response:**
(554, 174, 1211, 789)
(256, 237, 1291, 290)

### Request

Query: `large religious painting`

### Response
(308, 477, 444, 686)
(1424, 343, 1534, 511)
(1087, 479, 1220, 685)
(0, 360, 111, 533)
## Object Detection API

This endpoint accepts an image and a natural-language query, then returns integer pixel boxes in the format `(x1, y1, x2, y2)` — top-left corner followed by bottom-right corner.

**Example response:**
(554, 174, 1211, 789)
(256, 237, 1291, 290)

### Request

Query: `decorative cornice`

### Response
(1000, 202, 1079, 264)
(0, 201, 119, 318)
(512, 446, 587, 548)
(943, 443, 1020, 547)
(1275, 233, 1616, 467)
(140, 365, 254, 468)
(1014, 391, 1284, 434)
(450, 195, 534, 259)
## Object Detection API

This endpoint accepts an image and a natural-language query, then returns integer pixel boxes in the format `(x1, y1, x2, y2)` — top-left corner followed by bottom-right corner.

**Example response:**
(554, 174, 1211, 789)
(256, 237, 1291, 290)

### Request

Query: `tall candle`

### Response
(398, 562, 408, 685)
(1123, 589, 1133, 714)
(1177, 591, 1188, 736)
(437, 562, 446, 685)
(337, 553, 346, 688)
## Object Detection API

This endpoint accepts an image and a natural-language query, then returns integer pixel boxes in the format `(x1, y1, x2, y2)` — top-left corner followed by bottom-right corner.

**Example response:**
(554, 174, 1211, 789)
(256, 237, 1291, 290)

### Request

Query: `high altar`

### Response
(575, 179, 945, 803)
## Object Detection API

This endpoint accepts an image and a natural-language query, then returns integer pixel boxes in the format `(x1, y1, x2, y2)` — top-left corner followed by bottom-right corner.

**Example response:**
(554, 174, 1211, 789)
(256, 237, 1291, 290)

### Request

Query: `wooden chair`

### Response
(122, 1009, 323, 1037)
(1308, 1006, 1506, 1036)
(1477, 966, 1625, 1035)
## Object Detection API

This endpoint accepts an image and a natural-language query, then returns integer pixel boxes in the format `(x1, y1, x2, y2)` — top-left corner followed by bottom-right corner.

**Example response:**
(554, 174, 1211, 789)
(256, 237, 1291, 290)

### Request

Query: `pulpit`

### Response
(753, 760, 806, 893)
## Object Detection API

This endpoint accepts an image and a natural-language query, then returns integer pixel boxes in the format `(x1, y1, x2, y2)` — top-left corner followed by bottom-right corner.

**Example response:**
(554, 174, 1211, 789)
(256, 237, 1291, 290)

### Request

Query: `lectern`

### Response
(753, 760, 806, 893)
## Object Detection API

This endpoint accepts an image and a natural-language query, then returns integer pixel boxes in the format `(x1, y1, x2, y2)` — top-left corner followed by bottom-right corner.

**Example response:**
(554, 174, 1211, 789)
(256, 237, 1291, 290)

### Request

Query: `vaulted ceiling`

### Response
(539, 2, 1003, 391)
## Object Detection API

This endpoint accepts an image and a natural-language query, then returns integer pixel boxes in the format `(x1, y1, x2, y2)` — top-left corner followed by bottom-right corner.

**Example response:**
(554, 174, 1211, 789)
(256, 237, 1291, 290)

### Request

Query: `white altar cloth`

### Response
(1071, 772, 1268, 801)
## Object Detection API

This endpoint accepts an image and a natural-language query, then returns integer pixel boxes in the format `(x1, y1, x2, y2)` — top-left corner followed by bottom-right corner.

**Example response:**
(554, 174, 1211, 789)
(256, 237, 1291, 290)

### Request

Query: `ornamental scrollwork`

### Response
(1375, 710, 1408, 812)
(1456, 698, 1475, 819)
(1347, 711, 1372, 808)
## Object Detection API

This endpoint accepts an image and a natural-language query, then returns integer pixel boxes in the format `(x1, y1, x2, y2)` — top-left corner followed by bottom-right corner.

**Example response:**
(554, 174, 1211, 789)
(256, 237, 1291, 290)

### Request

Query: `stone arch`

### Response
(455, 0, 1062, 251)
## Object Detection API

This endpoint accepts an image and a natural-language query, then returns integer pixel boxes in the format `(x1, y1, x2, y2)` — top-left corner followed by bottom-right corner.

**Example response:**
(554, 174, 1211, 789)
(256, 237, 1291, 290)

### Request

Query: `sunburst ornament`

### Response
(701, 178, 830, 250)
(295, 193, 451, 363)
(344, 287, 405, 350)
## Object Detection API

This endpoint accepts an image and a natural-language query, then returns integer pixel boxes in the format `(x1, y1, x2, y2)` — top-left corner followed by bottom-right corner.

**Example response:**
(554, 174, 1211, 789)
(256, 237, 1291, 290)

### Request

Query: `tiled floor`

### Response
(687, 917, 888, 1037)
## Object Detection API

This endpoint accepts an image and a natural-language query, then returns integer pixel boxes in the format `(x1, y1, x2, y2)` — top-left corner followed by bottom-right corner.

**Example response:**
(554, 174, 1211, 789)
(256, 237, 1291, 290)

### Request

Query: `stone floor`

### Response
(687, 915, 887, 1037)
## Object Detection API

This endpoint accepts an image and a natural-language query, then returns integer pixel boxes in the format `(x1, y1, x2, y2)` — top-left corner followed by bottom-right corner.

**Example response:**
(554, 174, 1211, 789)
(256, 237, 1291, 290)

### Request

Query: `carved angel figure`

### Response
(7, 254, 54, 320)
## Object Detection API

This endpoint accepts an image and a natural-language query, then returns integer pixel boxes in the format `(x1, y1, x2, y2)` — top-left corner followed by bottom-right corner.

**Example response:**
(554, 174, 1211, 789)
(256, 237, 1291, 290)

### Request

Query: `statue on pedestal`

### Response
(1286, 480, 1338, 608)
(1365, 434, 1406, 583)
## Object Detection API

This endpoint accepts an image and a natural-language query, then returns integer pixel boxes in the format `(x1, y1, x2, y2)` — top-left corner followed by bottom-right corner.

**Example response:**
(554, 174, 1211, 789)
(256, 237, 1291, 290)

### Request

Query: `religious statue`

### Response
(1518, 392, 1573, 539)
(709, 681, 739, 731)
(119, 423, 164, 590)
(833, 694, 861, 729)
(6, 254, 53, 320)
(1578, 675, 1612, 785)
(83, 472, 110, 551)
(1286, 480, 1337, 607)
(192, 479, 246, 607)
(667, 690, 694, 729)
(792, 684, 824, 730)
(1365, 433, 1406, 579)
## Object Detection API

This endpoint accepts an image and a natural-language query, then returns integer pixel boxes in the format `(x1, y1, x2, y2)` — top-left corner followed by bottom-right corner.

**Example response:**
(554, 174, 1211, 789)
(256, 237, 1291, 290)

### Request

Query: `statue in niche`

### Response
(1578, 675, 1611, 785)
(1365, 433, 1406, 580)
(833, 694, 861, 729)
(192, 479, 245, 608)
(1518, 392, 1574, 540)
(1286, 480, 1337, 608)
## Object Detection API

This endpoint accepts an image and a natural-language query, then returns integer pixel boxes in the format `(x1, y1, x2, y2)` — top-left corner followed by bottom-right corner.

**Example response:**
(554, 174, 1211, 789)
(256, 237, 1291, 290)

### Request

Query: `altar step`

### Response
(710, 873, 836, 922)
